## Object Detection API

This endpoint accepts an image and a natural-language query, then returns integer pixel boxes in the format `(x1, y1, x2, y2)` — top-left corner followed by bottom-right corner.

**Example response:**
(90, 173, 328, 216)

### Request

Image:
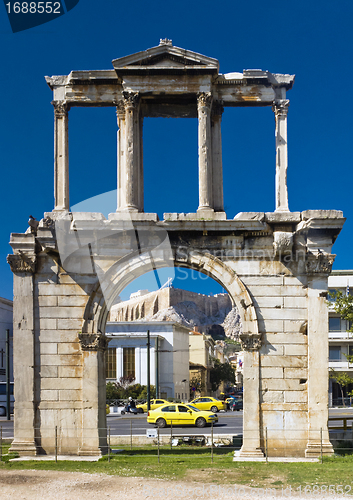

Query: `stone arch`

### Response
(81, 247, 259, 339)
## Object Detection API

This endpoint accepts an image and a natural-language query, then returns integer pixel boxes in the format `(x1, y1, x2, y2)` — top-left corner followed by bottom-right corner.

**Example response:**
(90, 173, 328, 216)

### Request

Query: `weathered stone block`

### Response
(284, 391, 308, 403)
(260, 343, 284, 355)
(262, 390, 284, 403)
(39, 306, 85, 319)
(261, 355, 307, 368)
(37, 283, 89, 296)
(284, 368, 307, 379)
(58, 296, 88, 307)
(59, 389, 81, 401)
(41, 390, 59, 401)
(261, 367, 284, 378)
(283, 296, 307, 308)
(265, 333, 307, 344)
(38, 296, 58, 307)
(40, 366, 58, 378)
(42, 378, 81, 390)
(57, 342, 80, 354)
(41, 354, 81, 366)
(284, 344, 307, 356)
(262, 379, 307, 391)
(39, 330, 79, 343)
(38, 318, 57, 330)
(57, 319, 83, 330)
(40, 343, 58, 355)
(58, 365, 83, 378)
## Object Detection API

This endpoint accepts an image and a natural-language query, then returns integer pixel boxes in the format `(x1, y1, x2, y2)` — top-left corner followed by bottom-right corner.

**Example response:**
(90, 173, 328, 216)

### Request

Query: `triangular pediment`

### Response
(112, 42, 219, 73)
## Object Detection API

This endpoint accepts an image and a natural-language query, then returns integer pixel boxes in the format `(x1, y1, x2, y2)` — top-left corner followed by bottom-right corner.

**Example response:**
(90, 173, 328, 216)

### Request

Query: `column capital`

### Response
(123, 92, 140, 110)
(240, 333, 262, 351)
(305, 252, 335, 275)
(7, 253, 36, 273)
(197, 92, 213, 110)
(116, 100, 126, 119)
(272, 99, 290, 118)
(78, 333, 110, 351)
(52, 100, 70, 117)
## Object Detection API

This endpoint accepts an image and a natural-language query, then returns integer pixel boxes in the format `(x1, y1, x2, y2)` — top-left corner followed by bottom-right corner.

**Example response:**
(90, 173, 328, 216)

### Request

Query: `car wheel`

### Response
(196, 417, 206, 428)
(137, 408, 144, 414)
(156, 418, 166, 428)
(210, 406, 218, 413)
(121, 410, 125, 415)
(0, 407, 5, 417)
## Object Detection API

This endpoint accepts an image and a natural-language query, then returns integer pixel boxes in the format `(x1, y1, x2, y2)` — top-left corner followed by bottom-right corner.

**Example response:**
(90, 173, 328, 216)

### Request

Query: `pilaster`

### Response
(238, 333, 264, 457)
(7, 250, 38, 456)
(79, 333, 109, 455)
(273, 99, 289, 212)
(305, 253, 335, 457)
(53, 101, 70, 212)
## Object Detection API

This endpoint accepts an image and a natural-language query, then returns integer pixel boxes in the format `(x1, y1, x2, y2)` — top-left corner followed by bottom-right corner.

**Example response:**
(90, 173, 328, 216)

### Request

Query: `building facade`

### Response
(328, 271, 353, 406)
(105, 321, 190, 400)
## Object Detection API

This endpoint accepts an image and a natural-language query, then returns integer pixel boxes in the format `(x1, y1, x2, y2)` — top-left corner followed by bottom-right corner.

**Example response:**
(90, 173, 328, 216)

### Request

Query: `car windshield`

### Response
(186, 404, 200, 412)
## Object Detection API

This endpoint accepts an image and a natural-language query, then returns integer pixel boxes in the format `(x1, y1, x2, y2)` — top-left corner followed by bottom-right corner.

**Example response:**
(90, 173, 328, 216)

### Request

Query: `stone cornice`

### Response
(78, 333, 110, 351)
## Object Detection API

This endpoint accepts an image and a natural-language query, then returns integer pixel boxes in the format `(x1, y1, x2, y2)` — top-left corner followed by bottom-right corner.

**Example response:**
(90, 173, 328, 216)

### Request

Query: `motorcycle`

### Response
(120, 403, 143, 415)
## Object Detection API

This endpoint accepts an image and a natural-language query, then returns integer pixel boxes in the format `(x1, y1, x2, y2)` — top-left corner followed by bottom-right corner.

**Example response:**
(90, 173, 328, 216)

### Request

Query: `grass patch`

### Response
(1, 444, 353, 493)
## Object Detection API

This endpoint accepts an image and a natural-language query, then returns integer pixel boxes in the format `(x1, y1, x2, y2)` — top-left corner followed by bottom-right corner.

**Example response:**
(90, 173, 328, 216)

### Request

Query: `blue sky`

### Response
(1, 0, 352, 301)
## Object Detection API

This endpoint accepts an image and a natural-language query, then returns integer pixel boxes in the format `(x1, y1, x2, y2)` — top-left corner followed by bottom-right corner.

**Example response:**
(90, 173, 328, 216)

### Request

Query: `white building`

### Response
(328, 271, 353, 406)
(105, 321, 190, 400)
(0, 297, 13, 382)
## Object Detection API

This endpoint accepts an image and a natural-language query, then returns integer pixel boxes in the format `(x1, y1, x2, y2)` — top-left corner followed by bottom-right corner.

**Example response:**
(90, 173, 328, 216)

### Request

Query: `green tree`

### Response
(210, 359, 235, 392)
(329, 290, 353, 330)
(329, 369, 353, 406)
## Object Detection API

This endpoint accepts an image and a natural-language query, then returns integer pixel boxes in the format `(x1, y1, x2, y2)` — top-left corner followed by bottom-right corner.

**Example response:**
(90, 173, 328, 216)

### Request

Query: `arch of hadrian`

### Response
(8, 40, 345, 457)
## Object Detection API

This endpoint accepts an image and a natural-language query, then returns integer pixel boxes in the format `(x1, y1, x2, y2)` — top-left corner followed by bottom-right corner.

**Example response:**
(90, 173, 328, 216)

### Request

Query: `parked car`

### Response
(136, 398, 169, 413)
(0, 382, 14, 417)
(189, 397, 226, 413)
(147, 403, 218, 428)
(226, 396, 242, 410)
(230, 398, 243, 411)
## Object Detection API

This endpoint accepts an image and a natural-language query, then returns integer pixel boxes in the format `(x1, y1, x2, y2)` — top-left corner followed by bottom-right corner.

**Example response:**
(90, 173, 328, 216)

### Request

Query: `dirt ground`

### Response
(0, 469, 342, 500)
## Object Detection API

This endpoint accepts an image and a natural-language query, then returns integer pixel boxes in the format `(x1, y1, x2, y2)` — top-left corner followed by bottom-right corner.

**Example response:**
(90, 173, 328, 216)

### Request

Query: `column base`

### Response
(9, 440, 38, 456)
(305, 442, 334, 458)
(275, 206, 290, 213)
(238, 446, 264, 458)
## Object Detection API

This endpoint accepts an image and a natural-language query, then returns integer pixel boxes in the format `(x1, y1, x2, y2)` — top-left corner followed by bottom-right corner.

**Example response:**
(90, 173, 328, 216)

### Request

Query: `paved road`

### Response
(0, 408, 352, 438)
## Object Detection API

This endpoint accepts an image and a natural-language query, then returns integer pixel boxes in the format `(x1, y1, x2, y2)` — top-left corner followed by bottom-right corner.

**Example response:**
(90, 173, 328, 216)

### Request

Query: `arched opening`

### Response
(105, 267, 244, 403)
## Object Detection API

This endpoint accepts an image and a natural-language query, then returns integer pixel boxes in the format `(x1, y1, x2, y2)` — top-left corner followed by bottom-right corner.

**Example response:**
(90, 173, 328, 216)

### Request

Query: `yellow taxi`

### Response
(136, 398, 169, 413)
(147, 403, 218, 428)
(189, 397, 226, 413)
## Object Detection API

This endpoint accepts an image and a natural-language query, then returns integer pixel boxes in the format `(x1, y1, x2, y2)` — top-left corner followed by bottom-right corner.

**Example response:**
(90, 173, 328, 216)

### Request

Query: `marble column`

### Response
(116, 101, 126, 211)
(211, 102, 224, 212)
(53, 101, 69, 212)
(79, 333, 109, 456)
(305, 253, 335, 457)
(197, 92, 213, 212)
(239, 334, 264, 457)
(122, 92, 140, 212)
(273, 100, 289, 212)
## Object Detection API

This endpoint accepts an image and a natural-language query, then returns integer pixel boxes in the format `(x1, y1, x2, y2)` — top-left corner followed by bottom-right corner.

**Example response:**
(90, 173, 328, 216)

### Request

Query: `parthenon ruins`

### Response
(7, 40, 345, 458)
